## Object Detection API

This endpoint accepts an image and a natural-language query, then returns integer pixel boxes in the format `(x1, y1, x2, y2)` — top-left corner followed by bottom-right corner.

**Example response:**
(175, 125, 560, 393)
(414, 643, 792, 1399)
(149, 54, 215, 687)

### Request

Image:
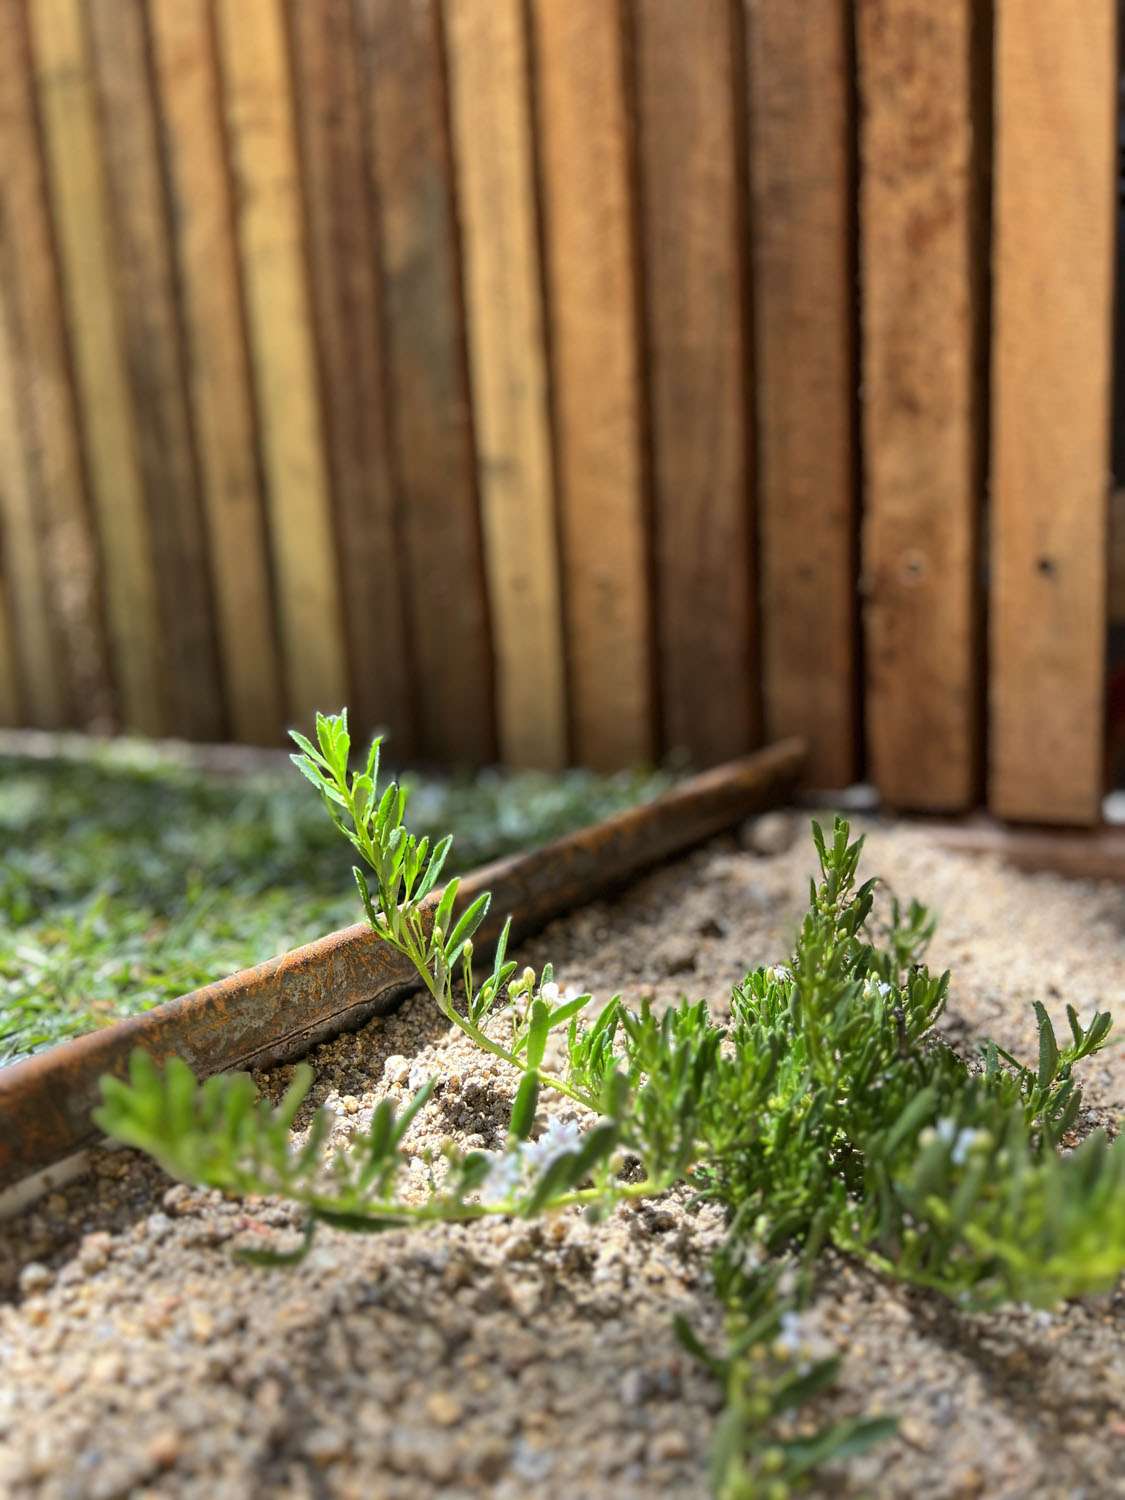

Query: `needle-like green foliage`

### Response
(96, 712, 1124, 1499)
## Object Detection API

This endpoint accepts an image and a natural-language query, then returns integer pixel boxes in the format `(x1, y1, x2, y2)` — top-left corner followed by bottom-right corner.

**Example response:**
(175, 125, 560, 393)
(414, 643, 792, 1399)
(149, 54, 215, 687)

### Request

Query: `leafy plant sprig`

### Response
(291, 711, 603, 1115)
(96, 712, 1125, 1498)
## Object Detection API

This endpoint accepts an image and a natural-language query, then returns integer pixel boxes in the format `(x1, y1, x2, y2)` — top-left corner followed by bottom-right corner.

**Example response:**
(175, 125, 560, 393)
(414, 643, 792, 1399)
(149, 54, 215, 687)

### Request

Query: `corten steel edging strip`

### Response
(0, 739, 804, 1191)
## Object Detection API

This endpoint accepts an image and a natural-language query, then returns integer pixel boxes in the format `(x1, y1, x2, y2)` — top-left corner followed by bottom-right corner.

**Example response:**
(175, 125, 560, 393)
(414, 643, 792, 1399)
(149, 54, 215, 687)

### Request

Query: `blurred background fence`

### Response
(0, 0, 1116, 822)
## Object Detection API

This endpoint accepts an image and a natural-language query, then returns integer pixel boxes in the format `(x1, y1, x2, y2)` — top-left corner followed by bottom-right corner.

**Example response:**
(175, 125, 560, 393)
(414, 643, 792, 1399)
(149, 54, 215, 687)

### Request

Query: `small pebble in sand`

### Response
(424, 1392, 463, 1427)
(383, 1054, 410, 1085)
(739, 810, 796, 857)
(18, 1262, 53, 1294)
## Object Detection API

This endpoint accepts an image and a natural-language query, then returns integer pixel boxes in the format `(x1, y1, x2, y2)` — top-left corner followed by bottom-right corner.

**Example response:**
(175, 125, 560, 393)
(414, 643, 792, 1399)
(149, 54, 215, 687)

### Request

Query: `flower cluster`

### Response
(479, 1118, 586, 1204)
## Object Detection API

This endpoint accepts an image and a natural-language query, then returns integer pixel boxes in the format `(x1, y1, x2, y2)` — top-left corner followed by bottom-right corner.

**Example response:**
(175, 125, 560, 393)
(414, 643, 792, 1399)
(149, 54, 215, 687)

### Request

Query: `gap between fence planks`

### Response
(746, 0, 857, 789)
(28, 0, 165, 735)
(214, 0, 348, 727)
(857, 0, 983, 812)
(445, 0, 567, 771)
(990, 0, 1115, 825)
(531, 0, 654, 771)
(635, 0, 758, 768)
(287, 0, 414, 755)
(87, 0, 223, 743)
(0, 0, 110, 731)
(354, 0, 495, 768)
(148, 0, 284, 747)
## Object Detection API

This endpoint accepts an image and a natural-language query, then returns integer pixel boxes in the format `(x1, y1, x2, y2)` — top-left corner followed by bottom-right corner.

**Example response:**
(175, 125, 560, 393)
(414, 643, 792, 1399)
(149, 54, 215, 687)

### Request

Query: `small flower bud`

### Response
(540, 981, 560, 1004)
(462, 939, 473, 960)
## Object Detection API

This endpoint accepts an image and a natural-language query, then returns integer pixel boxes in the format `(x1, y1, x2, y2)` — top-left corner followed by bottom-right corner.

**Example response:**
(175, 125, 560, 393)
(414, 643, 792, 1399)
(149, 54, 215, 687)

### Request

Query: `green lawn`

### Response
(0, 740, 669, 1065)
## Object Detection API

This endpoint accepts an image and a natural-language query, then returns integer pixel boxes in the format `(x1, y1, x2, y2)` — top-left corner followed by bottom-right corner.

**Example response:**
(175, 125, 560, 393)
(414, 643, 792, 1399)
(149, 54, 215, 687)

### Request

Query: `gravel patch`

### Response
(1, 819, 1124, 1497)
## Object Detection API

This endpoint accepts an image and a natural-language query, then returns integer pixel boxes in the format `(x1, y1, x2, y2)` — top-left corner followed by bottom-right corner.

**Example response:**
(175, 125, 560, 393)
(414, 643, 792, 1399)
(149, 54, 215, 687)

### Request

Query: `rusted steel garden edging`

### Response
(0, 740, 804, 1192)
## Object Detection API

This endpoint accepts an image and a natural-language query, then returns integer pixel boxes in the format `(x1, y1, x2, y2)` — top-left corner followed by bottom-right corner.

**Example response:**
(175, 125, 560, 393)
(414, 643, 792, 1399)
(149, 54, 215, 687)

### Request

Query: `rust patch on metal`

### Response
(0, 741, 804, 1191)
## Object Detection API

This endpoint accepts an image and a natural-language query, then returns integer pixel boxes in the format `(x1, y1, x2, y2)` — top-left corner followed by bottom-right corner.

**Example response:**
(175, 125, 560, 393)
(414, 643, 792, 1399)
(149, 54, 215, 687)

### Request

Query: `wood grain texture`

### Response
(29, 0, 165, 734)
(354, 0, 495, 767)
(531, 0, 653, 769)
(149, 0, 284, 745)
(287, 0, 413, 751)
(445, 0, 567, 769)
(214, 0, 348, 726)
(636, 0, 756, 766)
(0, 0, 110, 729)
(0, 274, 64, 724)
(87, 0, 223, 741)
(990, 0, 1114, 824)
(746, 0, 857, 788)
(857, 0, 982, 810)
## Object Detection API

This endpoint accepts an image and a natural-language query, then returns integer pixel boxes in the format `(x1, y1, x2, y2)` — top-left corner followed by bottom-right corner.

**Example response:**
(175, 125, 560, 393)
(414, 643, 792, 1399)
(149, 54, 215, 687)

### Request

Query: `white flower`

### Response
(768, 965, 793, 985)
(775, 1311, 804, 1355)
(524, 1118, 583, 1172)
(480, 1149, 524, 1203)
(863, 977, 893, 1001)
(951, 1128, 980, 1167)
(540, 981, 560, 1005)
(935, 1117, 957, 1145)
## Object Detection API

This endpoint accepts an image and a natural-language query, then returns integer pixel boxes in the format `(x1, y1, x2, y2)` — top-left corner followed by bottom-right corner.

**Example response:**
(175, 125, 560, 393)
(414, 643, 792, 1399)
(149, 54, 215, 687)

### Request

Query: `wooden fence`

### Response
(0, 0, 1116, 823)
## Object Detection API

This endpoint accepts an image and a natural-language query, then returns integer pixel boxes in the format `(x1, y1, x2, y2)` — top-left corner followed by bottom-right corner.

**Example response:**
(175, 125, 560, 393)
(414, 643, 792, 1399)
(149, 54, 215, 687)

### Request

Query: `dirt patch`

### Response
(1, 819, 1123, 1498)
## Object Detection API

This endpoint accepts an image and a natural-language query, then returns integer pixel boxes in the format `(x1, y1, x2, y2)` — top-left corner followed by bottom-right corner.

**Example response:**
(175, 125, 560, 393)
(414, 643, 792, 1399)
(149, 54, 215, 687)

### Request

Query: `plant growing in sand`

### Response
(97, 711, 1125, 1498)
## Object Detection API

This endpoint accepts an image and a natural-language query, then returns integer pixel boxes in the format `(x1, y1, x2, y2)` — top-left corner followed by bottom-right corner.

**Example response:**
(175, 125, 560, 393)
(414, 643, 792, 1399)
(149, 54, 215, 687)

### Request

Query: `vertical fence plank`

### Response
(857, 0, 982, 810)
(0, 0, 111, 730)
(214, 0, 348, 727)
(287, 0, 413, 752)
(29, 0, 165, 734)
(635, 0, 756, 766)
(0, 277, 62, 723)
(354, 0, 495, 766)
(147, 0, 283, 746)
(991, 0, 1114, 824)
(87, 0, 223, 741)
(746, 0, 857, 788)
(531, 0, 653, 769)
(0, 558, 20, 726)
(445, 0, 567, 769)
